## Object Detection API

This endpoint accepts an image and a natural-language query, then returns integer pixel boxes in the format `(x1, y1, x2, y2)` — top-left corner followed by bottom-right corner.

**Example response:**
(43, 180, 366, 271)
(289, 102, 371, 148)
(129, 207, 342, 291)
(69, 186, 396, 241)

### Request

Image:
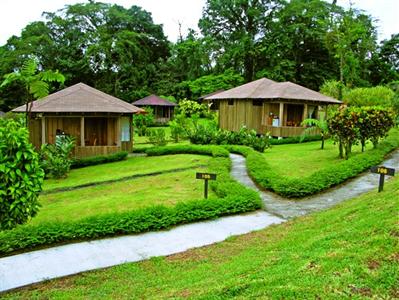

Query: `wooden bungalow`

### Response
(205, 78, 342, 138)
(12, 83, 144, 158)
(132, 95, 177, 124)
(198, 89, 225, 111)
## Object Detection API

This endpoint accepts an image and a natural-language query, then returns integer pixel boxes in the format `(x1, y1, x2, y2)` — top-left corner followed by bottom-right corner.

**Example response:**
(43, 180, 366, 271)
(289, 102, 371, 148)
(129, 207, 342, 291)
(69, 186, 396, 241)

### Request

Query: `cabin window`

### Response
(308, 105, 318, 119)
(253, 100, 262, 106)
(228, 99, 234, 106)
(121, 117, 130, 142)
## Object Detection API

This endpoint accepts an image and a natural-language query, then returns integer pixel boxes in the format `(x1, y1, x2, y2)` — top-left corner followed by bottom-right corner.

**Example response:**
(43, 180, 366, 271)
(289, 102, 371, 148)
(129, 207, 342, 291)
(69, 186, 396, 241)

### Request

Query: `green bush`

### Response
(0, 149, 261, 255)
(71, 151, 128, 168)
(40, 135, 75, 178)
(240, 130, 399, 198)
(344, 86, 395, 107)
(178, 99, 208, 117)
(145, 145, 229, 158)
(0, 119, 44, 230)
(147, 128, 167, 146)
(269, 135, 322, 145)
(134, 107, 154, 136)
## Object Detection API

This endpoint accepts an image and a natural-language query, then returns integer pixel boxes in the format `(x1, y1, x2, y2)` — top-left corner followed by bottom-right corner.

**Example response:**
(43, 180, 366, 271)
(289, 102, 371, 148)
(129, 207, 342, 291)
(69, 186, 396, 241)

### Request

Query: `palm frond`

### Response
(29, 81, 49, 99)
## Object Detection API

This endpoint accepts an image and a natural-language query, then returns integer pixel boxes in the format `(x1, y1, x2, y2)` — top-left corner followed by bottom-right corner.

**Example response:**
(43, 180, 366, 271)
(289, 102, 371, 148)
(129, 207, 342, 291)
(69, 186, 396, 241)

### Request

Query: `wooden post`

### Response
(41, 116, 46, 145)
(116, 116, 121, 147)
(80, 116, 85, 147)
(279, 102, 284, 127)
(303, 103, 308, 122)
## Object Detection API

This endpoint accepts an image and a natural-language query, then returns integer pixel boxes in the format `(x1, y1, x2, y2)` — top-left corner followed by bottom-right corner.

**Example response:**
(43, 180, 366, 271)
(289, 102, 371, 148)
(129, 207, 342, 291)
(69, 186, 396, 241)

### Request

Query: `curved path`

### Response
(1, 150, 397, 293)
(230, 150, 399, 219)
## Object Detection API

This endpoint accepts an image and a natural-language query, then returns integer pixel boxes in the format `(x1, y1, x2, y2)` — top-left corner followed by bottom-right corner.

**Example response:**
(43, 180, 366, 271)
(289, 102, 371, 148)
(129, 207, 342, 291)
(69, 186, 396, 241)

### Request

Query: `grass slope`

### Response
(34, 167, 211, 225)
(44, 154, 209, 191)
(4, 175, 398, 298)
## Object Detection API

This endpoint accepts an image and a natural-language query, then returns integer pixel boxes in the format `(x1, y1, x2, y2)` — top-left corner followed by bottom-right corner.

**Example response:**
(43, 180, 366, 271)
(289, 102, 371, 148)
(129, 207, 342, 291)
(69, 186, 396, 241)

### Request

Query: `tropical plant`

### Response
(178, 99, 208, 117)
(134, 107, 154, 136)
(0, 59, 64, 124)
(147, 128, 167, 146)
(301, 119, 329, 149)
(41, 135, 76, 179)
(0, 118, 44, 230)
(168, 114, 190, 143)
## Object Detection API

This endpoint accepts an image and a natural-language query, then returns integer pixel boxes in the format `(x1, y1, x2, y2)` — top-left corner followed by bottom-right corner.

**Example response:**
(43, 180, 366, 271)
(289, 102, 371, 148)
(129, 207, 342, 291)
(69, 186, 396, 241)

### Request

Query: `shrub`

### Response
(178, 99, 208, 117)
(168, 114, 190, 143)
(344, 86, 395, 107)
(0, 148, 261, 255)
(134, 107, 154, 136)
(147, 128, 167, 146)
(71, 151, 128, 168)
(40, 135, 76, 178)
(0, 119, 44, 230)
(269, 135, 322, 145)
(145, 145, 229, 158)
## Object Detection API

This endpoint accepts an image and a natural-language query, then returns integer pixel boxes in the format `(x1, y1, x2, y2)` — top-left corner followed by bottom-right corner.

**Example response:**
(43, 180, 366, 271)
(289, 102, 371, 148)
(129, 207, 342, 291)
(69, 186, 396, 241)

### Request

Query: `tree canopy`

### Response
(0, 0, 397, 112)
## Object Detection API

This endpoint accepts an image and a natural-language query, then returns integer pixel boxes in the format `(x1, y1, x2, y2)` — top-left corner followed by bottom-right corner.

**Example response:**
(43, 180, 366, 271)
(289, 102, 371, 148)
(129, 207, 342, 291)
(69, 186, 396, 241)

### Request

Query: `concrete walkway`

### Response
(0, 211, 283, 293)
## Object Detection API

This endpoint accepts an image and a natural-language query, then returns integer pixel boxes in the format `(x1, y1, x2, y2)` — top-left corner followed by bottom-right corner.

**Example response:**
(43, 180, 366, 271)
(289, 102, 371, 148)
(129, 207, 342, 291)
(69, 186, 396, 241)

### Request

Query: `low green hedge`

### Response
(145, 145, 230, 157)
(228, 130, 399, 198)
(71, 151, 128, 169)
(269, 135, 322, 145)
(0, 148, 261, 255)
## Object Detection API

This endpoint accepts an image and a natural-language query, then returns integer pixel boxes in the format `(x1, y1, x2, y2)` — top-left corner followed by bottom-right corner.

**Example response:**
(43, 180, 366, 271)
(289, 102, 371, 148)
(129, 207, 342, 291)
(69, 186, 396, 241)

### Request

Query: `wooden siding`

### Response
(46, 117, 81, 145)
(219, 100, 263, 132)
(28, 119, 41, 149)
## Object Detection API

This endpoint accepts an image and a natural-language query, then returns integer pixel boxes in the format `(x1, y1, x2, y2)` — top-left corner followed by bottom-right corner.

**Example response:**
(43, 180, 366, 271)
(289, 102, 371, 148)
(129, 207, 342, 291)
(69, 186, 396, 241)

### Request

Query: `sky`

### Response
(0, 0, 398, 46)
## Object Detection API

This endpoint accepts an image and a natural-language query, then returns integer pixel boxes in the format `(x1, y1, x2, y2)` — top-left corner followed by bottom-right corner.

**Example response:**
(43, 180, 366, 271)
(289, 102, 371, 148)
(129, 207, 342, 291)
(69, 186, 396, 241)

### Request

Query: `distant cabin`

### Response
(133, 95, 177, 125)
(205, 78, 342, 138)
(12, 83, 144, 158)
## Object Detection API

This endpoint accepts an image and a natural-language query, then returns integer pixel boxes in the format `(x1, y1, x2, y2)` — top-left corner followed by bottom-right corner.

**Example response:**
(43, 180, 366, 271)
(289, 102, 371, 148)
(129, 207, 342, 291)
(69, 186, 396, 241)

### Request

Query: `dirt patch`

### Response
(367, 259, 380, 270)
(348, 284, 372, 297)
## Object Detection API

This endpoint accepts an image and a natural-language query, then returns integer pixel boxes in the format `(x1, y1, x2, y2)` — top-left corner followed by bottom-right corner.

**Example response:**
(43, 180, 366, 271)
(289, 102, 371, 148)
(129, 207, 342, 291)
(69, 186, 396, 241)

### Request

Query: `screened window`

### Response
(253, 100, 263, 106)
(228, 99, 234, 106)
(121, 117, 130, 142)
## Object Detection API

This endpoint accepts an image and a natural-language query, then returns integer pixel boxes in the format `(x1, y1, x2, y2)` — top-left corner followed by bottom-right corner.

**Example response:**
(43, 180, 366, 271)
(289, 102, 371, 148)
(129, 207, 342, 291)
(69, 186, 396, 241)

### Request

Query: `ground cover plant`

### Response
(4, 171, 398, 299)
(239, 129, 399, 197)
(0, 147, 261, 255)
(71, 151, 128, 168)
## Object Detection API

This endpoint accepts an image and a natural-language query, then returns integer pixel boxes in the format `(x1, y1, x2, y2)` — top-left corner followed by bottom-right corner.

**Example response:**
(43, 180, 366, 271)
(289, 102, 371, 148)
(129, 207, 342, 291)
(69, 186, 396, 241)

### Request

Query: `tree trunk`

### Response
(321, 135, 325, 150)
(338, 139, 343, 158)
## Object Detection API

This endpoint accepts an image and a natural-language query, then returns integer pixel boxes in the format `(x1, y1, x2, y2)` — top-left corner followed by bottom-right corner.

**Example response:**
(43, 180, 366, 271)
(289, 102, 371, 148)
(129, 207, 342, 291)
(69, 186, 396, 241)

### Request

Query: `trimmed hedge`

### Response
(71, 151, 128, 169)
(231, 130, 399, 198)
(145, 145, 230, 158)
(0, 147, 261, 255)
(269, 135, 322, 145)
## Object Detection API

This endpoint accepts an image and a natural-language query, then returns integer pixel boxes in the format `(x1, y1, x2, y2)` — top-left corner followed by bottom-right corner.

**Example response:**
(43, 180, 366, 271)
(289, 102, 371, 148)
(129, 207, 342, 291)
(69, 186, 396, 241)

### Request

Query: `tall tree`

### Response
(0, 59, 64, 124)
(199, 0, 284, 82)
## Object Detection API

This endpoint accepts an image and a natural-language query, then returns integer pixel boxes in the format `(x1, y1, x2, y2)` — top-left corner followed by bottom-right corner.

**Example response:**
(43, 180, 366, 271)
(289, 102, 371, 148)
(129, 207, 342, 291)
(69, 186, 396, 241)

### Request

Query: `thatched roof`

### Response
(12, 83, 144, 114)
(205, 78, 341, 104)
(132, 95, 177, 107)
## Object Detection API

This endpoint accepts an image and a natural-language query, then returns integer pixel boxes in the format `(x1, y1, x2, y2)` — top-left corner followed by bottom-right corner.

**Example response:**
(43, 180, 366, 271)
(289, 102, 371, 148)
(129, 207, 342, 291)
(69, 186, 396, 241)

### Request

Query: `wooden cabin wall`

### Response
(28, 118, 41, 149)
(46, 117, 81, 146)
(218, 99, 263, 133)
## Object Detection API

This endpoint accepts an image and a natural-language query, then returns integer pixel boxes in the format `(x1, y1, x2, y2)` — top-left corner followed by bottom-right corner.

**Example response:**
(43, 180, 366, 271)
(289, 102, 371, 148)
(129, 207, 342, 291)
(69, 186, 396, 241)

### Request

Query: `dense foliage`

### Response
(1, 1, 397, 112)
(328, 106, 395, 158)
(40, 136, 76, 179)
(147, 128, 168, 146)
(0, 148, 261, 255)
(134, 107, 154, 136)
(0, 119, 44, 230)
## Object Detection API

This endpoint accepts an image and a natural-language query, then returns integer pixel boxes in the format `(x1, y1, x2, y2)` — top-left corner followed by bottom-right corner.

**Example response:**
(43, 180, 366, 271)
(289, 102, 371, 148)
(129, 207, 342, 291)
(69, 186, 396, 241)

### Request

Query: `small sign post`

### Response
(196, 172, 217, 199)
(370, 166, 395, 192)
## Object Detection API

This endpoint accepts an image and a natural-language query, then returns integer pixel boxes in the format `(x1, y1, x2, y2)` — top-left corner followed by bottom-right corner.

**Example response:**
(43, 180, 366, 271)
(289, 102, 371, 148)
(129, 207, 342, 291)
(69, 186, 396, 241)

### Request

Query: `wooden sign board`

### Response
(196, 172, 217, 180)
(196, 172, 217, 199)
(370, 166, 395, 192)
(370, 166, 395, 176)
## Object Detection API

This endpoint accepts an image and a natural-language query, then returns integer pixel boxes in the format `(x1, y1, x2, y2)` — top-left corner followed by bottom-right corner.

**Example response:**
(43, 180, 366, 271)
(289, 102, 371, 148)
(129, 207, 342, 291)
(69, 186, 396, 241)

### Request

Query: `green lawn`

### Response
(44, 154, 210, 191)
(6, 168, 398, 299)
(33, 167, 212, 225)
(265, 138, 372, 178)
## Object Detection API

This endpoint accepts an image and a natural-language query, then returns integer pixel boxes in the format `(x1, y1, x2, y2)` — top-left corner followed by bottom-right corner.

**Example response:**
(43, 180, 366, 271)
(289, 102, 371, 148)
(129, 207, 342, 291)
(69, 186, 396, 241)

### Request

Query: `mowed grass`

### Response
(44, 154, 209, 191)
(265, 139, 371, 178)
(6, 170, 398, 299)
(33, 168, 212, 225)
